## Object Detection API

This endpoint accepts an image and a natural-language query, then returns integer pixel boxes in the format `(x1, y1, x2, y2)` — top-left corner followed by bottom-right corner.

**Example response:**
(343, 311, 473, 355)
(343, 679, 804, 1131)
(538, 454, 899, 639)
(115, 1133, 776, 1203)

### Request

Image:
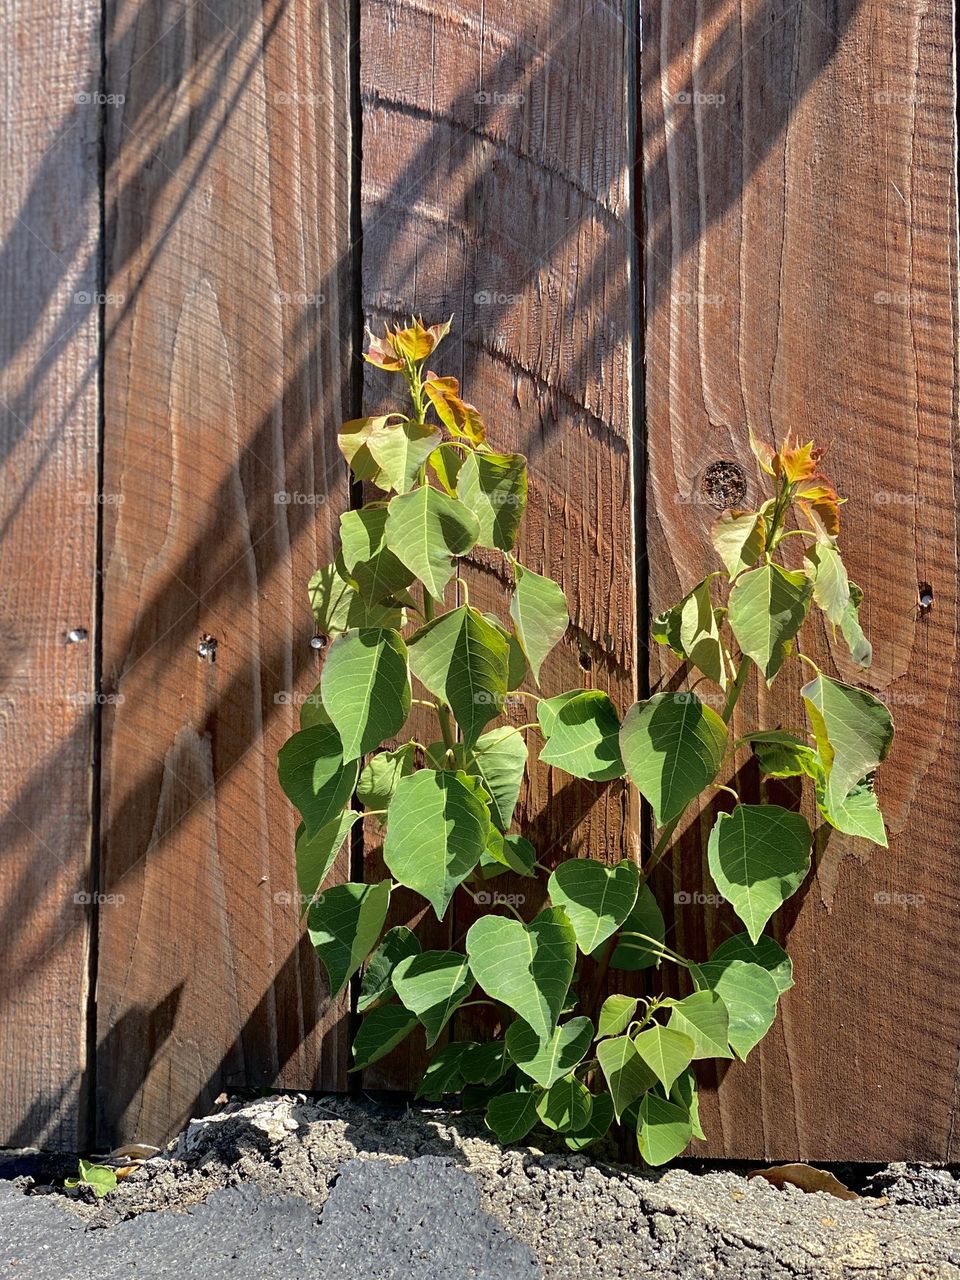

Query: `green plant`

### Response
(278, 317, 893, 1164)
(65, 1159, 118, 1198)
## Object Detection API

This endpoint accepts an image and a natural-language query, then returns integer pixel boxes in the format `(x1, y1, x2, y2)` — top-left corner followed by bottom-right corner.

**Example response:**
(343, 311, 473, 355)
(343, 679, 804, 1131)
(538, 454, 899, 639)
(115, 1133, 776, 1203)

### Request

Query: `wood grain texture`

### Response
(641, 0, 959, 1159)
(96, 0, 354, 1146)
(359, 0, 638, 1085)
(0, 0, 100, 1149)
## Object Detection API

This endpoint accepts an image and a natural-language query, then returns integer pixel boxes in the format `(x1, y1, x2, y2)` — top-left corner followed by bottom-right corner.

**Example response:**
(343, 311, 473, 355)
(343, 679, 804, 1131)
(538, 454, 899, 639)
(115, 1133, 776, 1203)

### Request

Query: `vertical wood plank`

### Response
(0, 0, 100, 1149)
(97, 0, 355, 1145)
(641, 0, 958, 1159)
(359, 0, 638, 1085)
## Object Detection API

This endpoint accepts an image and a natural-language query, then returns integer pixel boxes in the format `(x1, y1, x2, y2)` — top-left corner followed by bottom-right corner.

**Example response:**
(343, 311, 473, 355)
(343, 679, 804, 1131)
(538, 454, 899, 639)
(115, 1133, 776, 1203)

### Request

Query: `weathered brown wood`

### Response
(642, 0, 959, 1159)
(0, 0, 101, 1149)
(96, 0, 355, 1146)
(359, 0, 638, 1084)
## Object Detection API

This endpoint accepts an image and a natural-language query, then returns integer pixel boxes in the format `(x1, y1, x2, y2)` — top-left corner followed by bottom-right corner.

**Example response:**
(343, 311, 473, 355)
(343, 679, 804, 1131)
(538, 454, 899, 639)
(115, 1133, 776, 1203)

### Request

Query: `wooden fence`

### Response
(0, 0, 956, 1160)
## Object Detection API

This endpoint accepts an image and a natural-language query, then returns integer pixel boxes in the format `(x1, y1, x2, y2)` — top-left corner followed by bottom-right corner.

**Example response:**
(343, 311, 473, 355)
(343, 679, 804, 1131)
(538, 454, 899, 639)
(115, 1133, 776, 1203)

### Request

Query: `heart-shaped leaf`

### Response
(383, 484, 479, 601)
(637, 1092, 693, 1166)
(817, 773, 888, 847)
(707, 803, 812, 943)
(695, 957, 781, 1060)
(548, 858, 639, 953)
(596, 1034, 656, 1121)
(620, 692, 727, 826)
(460, 728, 527, 831)
(277, 724, 359, 840)
(505, 1016, 593, 1087)
(466, 907, 577, 1042)
(365, 418, 442, 493)
(746, 730, 821, 781)
(597, 995, 639, 1039)
(805, 543, 850, 626)
(679, 577, 728, 690)
(510, 564, 569, 685)
(295, 809, 360, 911)
(416, 1041, 478, 1100)
(667, 991, 732, 1059)
(357, 926, 422, 1013)
(350, 1005, 418, 1070)
(392, 950, 475, 1047)
(407, 606, 509, 745)
(727, 563, 812, 682)
(485, 1091, 540, 1144)
(564, 1092, 615, 1151)
(320, 628, 411, 760)
(384, 770, 490, 918)
(539, 690, 625, 781)
(456, 451, 528, 551)
(632, 1024, 695, 1094)
(307, 879, 391, 998)
(357, 744, 417, 816)
(801, 674, 893, 812)
(308, 563, 404, 636)
(537, 1076, 593, 1133)
(711, 510, 765, 579)
(338, 506, 415, 602)
(710, 933, 793, 995)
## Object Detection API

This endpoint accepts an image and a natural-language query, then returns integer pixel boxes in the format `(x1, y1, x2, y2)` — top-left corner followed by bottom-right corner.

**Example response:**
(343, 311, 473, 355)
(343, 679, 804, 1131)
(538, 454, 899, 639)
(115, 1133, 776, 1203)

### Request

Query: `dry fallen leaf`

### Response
(748, 1163, 861, 1201)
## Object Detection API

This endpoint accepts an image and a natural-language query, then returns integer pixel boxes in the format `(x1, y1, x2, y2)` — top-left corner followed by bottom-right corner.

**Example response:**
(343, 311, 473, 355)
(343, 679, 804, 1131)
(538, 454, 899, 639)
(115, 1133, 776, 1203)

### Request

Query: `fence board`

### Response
(0, 0, 101, 1149)
(358, 0, 638, 1086)
(96, 0, 355, 1146)
(641, 0, 959, 1159)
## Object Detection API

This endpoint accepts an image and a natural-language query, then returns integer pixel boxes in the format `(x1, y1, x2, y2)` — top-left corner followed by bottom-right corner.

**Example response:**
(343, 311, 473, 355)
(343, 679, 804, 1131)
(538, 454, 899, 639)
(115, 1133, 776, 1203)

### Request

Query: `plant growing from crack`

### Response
(278, 317, 893, 1164)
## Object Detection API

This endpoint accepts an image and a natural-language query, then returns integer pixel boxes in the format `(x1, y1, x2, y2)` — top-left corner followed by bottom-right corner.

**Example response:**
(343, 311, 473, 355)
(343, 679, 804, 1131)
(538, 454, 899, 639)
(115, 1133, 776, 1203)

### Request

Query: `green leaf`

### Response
(338, 507, 415, 602)
(350, 1005, 419, 1070)
(485, 1090, 540, 1144)
(667, 991, 732, 1059)
(548, 858, 639, 953)
(320, 629, 411, 760)
(416, 1040, 478, 1099)
(746, 730, 821, 780)
(295, 809, 360, 911)
(299, 682, 333, 730)
(384, 771, 490, 918)
(358, 926, 422, 1013)
(392, 950, 475, 1047)
(596, 1033, 657, 1121)
(839, 581, 872, 666)
(307, 879, 391, 998)
(505, 1016, 593, 1087)
(564, 1092, 615, 1151)
(637, 1092, 693, 1166)
(428, 442, 464, 495)
(610, 884, 665, 971)
(460, 727, 527, 831)
(679, 577, 728, 690)
(632, 1024, 695, 1094)
(696, 957, 781, 1060)
(480, 832, 537, 879)
(671, 1069, 706, 1141)
(727, 564, 812, 682)
(407, 606, 509, 746)
(817, 773, 888, 847)
(539, 691, 625, 782)
(537, 1076, 593, 1133)
(536, 689, 587, 737)
(66, 1160, 118, 1198)
(337, 414, 397, 485)
(620, 692, 727, 826)
(707, 804, 812, 943)
(711, 510, 766, 579)
(806, 543, 850, 626)
(466, 907, 577, 1041)
(710, 933, 794, 995)
(307, 563, 404, 636)
(456, 451, 528, 551)
(383, 484, 480, 601)
(510, 563, 569, 685)
(366, 418, 442, 493)
(357, 744, 417, 816)
(801, 674, 893, 813)
(598, 995, 639, 1039)
(460, 1039, 511, 1086)
(278, 724, 359, 840)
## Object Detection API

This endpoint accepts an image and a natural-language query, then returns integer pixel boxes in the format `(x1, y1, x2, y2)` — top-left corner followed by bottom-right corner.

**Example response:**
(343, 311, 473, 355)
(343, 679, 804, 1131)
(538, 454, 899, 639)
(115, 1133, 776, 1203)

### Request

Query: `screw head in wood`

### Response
(66, 627, 89, 644)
